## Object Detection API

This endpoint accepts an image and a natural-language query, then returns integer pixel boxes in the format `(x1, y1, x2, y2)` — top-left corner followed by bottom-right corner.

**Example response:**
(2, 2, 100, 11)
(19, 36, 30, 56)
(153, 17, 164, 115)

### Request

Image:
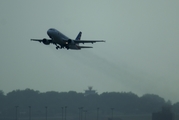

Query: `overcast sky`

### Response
(0, 1, 179, 103)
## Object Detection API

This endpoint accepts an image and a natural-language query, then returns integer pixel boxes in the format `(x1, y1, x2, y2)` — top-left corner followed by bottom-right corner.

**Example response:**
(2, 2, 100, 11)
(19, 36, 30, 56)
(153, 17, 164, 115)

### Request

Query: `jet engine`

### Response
(67, 39, 75, 44)
(42, 38, 50, 45)
(68, 39, 72, 44)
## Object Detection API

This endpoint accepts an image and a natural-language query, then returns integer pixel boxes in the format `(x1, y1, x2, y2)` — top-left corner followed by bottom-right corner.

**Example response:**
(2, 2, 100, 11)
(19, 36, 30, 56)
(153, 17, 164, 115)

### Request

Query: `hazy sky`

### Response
(0, 1, 179, 103)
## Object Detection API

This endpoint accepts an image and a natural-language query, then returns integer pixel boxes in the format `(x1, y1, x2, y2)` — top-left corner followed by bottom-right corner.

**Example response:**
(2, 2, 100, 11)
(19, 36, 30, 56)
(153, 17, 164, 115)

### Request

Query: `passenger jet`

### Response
(31, 28, 105, 50)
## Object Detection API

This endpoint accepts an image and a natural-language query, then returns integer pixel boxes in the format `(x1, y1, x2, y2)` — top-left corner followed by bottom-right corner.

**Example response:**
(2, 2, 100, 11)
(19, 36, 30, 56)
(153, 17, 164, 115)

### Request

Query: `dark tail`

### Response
(75, 31, 82, 40)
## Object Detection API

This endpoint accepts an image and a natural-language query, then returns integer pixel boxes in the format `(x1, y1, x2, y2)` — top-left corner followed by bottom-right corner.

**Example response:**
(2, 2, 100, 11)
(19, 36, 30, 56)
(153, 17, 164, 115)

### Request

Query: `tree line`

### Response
(0, 88, 178, 118)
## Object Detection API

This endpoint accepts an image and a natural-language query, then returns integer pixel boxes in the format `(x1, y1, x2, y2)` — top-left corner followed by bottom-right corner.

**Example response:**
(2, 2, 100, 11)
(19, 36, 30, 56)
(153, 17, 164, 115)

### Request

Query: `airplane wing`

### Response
(74, 40, 105, 44)
(31, 39, 52, 42)
(31, 39, 55, 45)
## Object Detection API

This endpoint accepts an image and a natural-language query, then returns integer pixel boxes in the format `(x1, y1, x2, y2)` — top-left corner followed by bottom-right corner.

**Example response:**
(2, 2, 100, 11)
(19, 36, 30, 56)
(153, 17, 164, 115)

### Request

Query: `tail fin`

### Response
(75, 31, 82, 40)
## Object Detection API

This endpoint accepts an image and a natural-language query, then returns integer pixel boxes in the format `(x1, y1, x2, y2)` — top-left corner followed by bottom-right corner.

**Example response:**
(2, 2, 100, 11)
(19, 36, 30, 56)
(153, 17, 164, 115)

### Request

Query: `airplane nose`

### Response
(47, 29, 51, 35)
(47, 29, 52, 38)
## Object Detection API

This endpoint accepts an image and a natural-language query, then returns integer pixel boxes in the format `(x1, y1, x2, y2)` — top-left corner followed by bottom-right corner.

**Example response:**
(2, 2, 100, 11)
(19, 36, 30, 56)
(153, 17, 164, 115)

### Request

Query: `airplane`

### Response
(31, 28, 105, 50)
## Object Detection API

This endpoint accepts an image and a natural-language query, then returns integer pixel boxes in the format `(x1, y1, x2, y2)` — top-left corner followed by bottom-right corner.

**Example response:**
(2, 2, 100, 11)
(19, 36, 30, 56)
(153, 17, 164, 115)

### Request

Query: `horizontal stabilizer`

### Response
(79, 46, 93, 48)
(74, 40, 105, 44)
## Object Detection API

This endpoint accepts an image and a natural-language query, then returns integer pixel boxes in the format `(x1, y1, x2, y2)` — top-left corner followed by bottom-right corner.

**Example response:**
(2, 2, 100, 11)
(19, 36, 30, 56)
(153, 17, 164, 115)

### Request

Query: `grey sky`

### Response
(0, 1, 179, 103)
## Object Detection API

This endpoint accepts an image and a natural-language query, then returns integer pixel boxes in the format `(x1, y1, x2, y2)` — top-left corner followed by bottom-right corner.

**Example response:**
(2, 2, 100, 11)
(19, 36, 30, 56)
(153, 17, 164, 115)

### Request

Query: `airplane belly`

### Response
(53, 38, 65, 46)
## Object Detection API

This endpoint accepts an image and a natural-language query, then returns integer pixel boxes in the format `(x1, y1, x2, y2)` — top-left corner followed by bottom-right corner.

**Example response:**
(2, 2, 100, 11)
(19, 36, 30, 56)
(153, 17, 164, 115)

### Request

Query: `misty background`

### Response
(0, 1, 179, 103)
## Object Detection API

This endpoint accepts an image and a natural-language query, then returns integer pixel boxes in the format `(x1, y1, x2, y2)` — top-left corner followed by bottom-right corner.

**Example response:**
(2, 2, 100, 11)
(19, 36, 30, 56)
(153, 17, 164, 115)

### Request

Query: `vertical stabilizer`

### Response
(75, 31, 82, 40)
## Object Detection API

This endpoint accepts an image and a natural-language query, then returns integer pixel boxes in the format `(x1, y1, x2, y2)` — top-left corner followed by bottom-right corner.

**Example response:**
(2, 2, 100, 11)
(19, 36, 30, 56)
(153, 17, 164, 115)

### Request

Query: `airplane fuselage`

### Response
(47, 28, 80, 49)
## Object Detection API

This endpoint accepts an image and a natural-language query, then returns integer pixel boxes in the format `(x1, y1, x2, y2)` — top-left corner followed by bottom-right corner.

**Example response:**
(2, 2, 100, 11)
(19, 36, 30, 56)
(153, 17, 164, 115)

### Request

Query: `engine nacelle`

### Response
(68, 39, 72, 44)
(67, 39, 74, 44)
(42, 38, 50, 45)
